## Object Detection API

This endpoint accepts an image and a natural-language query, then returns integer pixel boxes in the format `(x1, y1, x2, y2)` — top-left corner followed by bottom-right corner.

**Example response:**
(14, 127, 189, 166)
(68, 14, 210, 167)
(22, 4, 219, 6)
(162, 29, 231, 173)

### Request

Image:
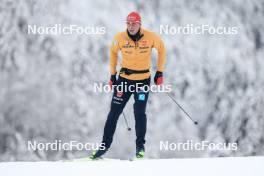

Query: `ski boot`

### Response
(136, 147, 145, 159)
(130, 147, 145, 161)
(89, 148, 108, 160)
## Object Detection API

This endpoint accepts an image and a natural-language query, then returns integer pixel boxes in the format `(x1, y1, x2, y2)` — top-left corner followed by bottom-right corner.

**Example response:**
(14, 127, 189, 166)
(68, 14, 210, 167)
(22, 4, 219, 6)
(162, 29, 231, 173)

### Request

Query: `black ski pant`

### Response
(102, 76, 150, 149)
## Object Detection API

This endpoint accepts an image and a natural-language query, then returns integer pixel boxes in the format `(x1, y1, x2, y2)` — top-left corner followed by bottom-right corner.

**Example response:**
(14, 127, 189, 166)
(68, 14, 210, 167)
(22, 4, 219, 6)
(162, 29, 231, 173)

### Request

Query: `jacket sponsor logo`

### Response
(124, 51, 133, 54)
(139, 40, 149, 49)
(116, 91, 123, 97)
(122, 40, 133, 48)
(122, 45, 134, 48)
(141, 40, 147, 46)
(138, 93, 146, 101)
(139, 46, 149, 49)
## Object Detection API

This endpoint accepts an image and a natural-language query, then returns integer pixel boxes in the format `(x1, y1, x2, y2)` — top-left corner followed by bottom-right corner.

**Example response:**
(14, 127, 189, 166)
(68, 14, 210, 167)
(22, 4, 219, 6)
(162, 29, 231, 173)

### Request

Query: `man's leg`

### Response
(90, 77, 132, 159)
(133, 78, 150, 154)
(102, 77, 132, 149)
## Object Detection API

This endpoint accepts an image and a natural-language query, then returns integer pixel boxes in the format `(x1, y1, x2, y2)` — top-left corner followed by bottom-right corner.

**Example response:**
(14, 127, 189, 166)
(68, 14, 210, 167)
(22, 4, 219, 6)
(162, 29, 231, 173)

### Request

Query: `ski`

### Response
(60, 157, 121, 162)
(59, 156, 148, 162)
(129, 156, 146, 161)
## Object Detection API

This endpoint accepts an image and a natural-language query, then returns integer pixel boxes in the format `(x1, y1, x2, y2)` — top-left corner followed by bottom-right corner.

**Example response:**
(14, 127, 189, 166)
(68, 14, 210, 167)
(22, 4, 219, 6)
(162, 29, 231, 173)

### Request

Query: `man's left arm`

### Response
(153, 33, 166, 85)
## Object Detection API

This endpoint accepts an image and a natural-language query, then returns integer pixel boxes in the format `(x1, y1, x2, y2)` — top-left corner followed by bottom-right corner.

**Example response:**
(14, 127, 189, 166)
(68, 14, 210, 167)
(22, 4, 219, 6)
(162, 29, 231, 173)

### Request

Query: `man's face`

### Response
(127, 21, 141, 35)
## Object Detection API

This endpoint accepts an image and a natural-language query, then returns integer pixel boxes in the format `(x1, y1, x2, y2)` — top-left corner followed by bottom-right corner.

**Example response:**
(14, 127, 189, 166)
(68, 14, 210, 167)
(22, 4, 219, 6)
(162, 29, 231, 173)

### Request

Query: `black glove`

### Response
(154, 71, 163, 85)
(109, 74, 117, 89)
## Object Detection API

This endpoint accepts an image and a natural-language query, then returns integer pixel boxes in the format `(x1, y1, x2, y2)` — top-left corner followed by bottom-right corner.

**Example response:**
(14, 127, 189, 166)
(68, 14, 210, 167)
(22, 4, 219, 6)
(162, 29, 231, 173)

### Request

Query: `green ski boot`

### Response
(130, 147, 145, 161)
(89, 148, 108, 160)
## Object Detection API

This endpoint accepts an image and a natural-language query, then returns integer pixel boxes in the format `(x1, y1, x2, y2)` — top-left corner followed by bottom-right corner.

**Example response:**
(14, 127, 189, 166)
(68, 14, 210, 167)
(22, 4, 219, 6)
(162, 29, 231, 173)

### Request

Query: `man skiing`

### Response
(90, 12, 166, 159)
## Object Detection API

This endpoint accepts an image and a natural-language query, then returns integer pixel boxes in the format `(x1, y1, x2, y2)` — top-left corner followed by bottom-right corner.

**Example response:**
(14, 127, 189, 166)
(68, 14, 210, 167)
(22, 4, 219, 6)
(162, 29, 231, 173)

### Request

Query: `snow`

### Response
(0, 156, 263, 176)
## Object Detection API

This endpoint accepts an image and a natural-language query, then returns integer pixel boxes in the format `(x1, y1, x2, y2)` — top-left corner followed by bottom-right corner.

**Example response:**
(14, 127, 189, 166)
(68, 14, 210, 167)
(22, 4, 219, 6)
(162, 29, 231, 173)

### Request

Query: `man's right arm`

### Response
(109, 35, 120, 75)
(109, 34, 120, 88)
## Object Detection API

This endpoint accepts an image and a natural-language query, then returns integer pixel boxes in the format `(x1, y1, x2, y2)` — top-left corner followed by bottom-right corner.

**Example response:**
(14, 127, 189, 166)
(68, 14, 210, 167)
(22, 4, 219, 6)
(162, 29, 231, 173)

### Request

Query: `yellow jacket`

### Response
(110, 28, 166, 80)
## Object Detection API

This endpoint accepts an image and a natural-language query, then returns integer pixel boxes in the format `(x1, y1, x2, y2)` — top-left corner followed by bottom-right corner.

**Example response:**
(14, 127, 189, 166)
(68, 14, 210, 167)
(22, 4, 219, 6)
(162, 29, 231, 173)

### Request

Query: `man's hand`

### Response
(109, 74, 117, 89)
(154, 71, 163, 85)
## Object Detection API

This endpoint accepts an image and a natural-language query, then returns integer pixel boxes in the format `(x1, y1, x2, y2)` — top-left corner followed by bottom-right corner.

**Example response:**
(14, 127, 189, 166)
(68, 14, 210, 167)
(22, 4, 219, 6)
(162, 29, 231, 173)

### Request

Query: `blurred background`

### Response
(0, 0, 264, 161)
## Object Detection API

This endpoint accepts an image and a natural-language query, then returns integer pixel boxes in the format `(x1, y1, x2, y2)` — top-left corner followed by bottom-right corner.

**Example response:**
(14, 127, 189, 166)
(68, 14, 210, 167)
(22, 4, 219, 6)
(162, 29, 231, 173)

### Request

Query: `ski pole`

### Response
(166, 92, 198, 125)
(122, 112, 131, 131)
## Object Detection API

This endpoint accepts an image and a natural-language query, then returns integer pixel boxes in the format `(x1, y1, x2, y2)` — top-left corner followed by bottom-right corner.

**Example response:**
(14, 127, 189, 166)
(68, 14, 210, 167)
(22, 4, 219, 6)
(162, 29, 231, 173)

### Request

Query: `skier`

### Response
(90, 12, 166, 160)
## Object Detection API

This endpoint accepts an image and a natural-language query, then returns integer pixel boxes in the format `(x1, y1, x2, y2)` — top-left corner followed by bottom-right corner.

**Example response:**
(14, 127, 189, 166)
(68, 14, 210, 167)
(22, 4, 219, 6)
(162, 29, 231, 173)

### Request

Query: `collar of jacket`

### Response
(126, 28, 144, 42)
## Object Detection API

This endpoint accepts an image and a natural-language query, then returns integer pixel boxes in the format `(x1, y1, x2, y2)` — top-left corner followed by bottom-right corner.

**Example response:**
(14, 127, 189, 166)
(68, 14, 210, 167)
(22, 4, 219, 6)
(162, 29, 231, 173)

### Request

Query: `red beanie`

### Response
(126, 12, 141, 23)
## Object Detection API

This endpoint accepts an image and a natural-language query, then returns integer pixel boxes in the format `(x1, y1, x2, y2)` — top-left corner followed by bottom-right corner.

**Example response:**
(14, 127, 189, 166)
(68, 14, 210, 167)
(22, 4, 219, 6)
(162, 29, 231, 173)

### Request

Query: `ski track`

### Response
(0, 156, 263, 176)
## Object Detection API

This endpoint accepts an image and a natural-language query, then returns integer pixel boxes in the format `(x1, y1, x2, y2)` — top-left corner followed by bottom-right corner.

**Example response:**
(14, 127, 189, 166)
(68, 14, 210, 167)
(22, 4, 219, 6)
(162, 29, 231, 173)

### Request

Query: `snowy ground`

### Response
(0, 156, 263, 176)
